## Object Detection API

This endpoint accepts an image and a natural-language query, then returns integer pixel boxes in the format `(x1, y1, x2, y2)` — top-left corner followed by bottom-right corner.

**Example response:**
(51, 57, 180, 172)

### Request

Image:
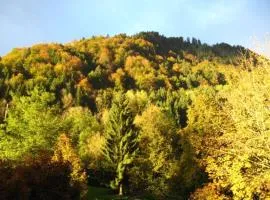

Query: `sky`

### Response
(0, 0, 270, 56)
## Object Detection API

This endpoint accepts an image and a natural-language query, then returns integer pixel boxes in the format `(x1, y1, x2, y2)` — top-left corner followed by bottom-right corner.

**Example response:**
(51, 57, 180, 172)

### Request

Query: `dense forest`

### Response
(0, 32, 269, 200)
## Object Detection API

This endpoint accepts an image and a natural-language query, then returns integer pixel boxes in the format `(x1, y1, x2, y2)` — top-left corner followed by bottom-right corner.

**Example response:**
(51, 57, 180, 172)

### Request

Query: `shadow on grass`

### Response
(87, 186, 129, 200)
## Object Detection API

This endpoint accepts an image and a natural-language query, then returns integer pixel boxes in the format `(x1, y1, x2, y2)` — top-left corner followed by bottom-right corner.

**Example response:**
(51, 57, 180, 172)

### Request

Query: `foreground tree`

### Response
(103, 92, 138, 195)
(187, 64, 270, 199)
(52, 134, 88, 199)
(210, 65, 270, 199)
(0, 153, 81, 200)
(130, 105, 179, 198)
(0, 88, 62, 160)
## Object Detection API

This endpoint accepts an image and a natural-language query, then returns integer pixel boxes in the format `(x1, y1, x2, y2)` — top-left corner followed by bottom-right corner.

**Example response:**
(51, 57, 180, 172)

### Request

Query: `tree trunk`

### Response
(4, 103, 8, 121)
(119, 183, 123, 196)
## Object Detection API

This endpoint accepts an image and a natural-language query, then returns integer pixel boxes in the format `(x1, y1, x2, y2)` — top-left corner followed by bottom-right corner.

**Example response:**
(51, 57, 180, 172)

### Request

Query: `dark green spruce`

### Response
(103, 92, 138, 196)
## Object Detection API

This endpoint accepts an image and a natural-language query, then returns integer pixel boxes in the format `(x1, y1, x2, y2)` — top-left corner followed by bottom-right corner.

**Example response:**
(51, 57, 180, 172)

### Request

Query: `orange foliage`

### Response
(98, 47, 113, 66)
(52, 134, 87, 197)
(190, 183, 229, 200)
(77, 78, 92, 92)
(184, 52, 197, 64)
(111, 68, 125, 86)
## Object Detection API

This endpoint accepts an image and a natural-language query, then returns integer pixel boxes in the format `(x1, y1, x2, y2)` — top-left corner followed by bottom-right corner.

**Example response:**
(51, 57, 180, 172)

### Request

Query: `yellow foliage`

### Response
(172, 63, 181, 73)
(135, 105, 176, 174)
(86, 133, 105, 159)
(124, 55, 156, 89)
(125, 90, 149, 113)
(29, 63, 53, 76)
(111, 68, 125, 87)
(84, 132, 105, 168)
(54, 54, 83, 73)
(98, 47, 113, 65)
(187, 63, 270, 199)
(78, 78, 92, 92)
(8, 73, 24, 88)
(54, 63, 65, 74)
(52, 134, 87, 197)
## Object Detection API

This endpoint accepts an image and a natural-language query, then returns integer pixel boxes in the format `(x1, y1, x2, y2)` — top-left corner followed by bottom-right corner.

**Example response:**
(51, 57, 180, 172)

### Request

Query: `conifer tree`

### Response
(103, 92, 138, 196)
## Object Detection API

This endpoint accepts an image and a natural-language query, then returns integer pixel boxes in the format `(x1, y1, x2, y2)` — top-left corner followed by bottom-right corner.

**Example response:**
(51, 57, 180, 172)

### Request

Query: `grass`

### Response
(87, 186, 155, 200)
(87, 186, 129, 200)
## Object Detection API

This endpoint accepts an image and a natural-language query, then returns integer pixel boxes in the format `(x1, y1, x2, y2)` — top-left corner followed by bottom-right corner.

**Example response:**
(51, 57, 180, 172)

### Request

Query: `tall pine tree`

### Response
(103, 92, 138, 196)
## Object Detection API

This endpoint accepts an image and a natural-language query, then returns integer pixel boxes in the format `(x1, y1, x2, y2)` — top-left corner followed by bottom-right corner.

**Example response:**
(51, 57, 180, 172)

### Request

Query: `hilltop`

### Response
(0, 32, 269, 199)
(0, 32, 262, 107)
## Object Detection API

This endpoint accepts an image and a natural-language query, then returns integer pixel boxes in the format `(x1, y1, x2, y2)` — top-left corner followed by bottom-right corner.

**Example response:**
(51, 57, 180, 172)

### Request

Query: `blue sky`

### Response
(0, 0, 269, 56)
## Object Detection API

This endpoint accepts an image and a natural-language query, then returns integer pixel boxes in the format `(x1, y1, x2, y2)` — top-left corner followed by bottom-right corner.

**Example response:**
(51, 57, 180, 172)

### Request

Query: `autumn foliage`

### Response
(0, 32, 269, 199)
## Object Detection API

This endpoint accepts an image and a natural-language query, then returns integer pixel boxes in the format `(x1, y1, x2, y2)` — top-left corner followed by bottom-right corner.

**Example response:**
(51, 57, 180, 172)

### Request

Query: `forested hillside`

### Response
(0, 32, 269, 199)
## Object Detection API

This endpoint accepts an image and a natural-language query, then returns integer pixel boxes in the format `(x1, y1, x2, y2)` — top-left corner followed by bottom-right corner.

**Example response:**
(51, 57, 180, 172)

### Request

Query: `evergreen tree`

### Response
(103, 92, 138, 196)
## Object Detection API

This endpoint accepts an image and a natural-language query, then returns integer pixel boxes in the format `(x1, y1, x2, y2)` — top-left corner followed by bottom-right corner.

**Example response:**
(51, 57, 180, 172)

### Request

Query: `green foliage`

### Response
(0, 32, 267, 199)
(63, 106, 100, 144)
(62, 106, 103, 168)
(125, 90, 149, 114)
(88, 65, 111, 89)
(130, 105, 181, 198)
(103, 92, 138, 195)
(151, 88, 190, 127)
(0, 88, 62, 160)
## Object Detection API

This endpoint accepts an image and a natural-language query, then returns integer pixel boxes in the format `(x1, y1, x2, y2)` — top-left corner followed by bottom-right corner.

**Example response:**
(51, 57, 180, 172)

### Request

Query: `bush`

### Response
(0, 153, 81, 200)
